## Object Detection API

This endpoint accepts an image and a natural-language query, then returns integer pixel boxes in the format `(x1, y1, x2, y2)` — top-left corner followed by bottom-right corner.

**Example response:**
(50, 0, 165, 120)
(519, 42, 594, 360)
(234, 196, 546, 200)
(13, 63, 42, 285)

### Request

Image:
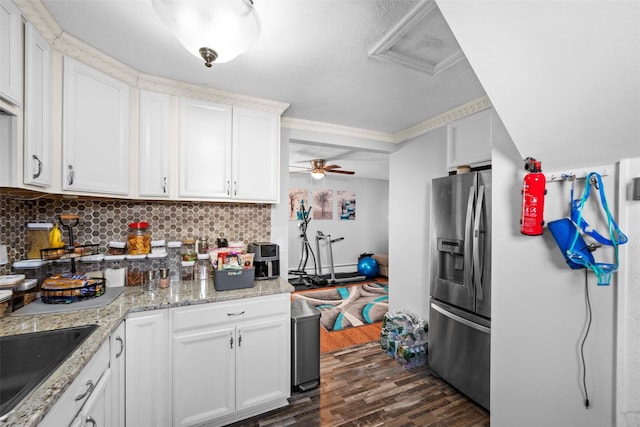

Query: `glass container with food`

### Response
(128, 222, 151, 255)
(181, 239, 197, 262)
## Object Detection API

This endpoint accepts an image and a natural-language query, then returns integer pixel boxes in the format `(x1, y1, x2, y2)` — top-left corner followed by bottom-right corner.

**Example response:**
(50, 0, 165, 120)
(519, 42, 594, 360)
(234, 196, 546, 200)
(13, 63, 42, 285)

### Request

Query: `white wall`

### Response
(388, 126, 447, 319)
(287, 173, 389, 275)
(437, 1, 640, 173)
(492, 126, 616, 426)
(436, 2, 640, 425)
(271, 128, 292, 277)
(616, 158, 640, 427)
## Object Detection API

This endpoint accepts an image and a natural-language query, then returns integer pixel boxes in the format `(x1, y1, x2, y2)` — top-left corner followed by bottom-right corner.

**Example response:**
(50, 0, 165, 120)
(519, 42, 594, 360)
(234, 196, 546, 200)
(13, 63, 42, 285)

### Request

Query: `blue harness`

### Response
(548, 172, 628, 285)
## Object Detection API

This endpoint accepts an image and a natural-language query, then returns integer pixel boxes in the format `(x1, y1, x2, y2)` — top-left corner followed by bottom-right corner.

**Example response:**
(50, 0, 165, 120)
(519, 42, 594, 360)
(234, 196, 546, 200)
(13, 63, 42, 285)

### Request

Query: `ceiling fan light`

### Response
(152, 0, 261, 65)
(311, 170, 325, 180)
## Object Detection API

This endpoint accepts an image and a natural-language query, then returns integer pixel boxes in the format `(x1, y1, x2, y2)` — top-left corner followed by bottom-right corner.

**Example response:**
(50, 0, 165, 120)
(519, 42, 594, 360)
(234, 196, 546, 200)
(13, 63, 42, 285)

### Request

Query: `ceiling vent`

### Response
(368, 0, 465, 75)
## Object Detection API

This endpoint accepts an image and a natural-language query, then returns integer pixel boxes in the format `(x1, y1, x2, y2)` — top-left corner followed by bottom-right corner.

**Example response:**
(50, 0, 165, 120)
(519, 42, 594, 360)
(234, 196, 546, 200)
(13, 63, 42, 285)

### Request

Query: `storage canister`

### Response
(27, 223, 54, 259)
(168, 241, 182, 284)
(143, 270, 157, 291)
(181, 260, 195, 281)
(128, 222, 151, 255)
(151, 240, 167, 255)
(181, 239, 196, 262)
(107, 241, 127, 256)
(195, 253, 210, 280)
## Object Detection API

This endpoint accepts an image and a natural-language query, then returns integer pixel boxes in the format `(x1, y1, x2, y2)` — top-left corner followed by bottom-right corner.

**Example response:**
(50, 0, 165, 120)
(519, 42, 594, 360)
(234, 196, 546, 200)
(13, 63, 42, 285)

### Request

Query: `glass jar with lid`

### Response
(181, 239, 197, 262)
(195, 253, 211, 280)
(128, 222, 151, 255)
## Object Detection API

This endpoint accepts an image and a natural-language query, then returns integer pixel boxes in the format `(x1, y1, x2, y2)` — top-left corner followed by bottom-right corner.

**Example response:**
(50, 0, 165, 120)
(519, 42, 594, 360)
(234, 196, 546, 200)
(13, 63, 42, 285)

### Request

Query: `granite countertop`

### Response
(0, 277, 293, 427)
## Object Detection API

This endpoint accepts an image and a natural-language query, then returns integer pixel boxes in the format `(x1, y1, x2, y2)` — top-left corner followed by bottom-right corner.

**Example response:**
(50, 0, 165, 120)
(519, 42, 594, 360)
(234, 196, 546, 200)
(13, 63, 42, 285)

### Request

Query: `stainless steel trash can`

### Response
(291, 299, 320, 391)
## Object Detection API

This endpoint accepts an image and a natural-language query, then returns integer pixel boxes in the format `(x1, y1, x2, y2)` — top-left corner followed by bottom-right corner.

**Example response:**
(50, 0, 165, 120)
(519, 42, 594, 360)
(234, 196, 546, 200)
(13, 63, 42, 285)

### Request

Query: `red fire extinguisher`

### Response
(521, 157, 546, 236)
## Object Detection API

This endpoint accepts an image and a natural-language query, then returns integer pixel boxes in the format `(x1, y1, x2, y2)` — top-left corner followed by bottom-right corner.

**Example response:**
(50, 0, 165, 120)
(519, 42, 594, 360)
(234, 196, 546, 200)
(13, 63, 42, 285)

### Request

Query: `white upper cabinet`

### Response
(447, 108, 493, 170)
(62, 57, 129, 195)
(0, 0, 22, 107)
(232, 107, 280, 202)
(178, 98, 280, 202)
(139, 90, 171, 197)
(178, 97, 232, 199)
(23, 22, 51, 187)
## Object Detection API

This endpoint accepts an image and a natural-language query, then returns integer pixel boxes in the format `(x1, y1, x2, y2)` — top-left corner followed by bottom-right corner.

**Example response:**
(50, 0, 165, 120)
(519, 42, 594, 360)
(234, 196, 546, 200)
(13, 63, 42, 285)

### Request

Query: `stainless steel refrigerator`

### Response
(429, 170, 491, 410)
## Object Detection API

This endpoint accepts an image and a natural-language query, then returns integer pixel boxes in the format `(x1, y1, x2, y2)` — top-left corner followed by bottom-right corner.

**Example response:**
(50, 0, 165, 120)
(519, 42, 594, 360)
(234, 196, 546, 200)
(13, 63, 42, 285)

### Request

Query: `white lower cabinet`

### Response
(125, 309, 171, 427)
(40, 339, 110, 427)
(235, 316, 290, 412)
(171, 294, 291, 427)
(172, 325, 236, 425)
(109, 321, 125, 427)
(70, 368, 112, 427)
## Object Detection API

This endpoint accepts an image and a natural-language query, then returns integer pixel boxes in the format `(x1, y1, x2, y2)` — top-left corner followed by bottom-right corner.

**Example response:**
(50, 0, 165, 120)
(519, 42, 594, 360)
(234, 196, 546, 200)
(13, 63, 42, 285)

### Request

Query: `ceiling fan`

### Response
(293, 159, 355, 179)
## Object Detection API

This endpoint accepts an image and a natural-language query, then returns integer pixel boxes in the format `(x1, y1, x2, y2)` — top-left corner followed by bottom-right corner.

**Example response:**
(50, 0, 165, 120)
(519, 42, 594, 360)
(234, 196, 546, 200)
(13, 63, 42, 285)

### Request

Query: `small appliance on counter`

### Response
(248, 242, 280, 280)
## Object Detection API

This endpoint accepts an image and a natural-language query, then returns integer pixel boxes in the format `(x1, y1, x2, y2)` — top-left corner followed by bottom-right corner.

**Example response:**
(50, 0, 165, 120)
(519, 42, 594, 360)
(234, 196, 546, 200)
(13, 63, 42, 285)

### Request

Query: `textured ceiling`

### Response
(40, 0, 486, 179)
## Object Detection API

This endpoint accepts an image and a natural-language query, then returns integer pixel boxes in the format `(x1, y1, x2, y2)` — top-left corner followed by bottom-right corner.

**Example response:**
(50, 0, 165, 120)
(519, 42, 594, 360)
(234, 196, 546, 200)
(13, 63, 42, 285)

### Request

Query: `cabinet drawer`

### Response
(40, 340, 110, 427)
(173, 294, 290, 332)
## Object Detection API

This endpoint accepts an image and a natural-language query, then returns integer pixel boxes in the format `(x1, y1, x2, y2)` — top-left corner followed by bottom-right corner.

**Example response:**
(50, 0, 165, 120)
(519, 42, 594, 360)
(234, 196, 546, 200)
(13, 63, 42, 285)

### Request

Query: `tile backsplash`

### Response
(0, 194, 271, 275)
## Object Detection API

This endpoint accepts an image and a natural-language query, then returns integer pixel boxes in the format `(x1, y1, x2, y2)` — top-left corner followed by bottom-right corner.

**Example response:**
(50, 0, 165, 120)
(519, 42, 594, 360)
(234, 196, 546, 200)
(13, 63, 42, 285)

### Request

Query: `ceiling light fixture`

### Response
(151, 0, 261, 67)
(311, 170, 325, 180)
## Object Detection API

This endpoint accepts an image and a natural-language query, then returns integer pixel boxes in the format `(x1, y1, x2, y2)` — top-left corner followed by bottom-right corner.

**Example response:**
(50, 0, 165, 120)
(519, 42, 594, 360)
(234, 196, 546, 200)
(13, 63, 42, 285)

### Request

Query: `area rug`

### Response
(292, 283, 388, 331)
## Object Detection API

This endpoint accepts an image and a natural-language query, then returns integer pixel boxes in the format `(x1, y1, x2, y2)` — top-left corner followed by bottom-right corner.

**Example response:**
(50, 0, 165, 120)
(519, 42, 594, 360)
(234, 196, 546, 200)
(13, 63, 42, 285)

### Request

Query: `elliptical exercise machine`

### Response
(288, 200, 317, 287)
(289, 200, 367, 287)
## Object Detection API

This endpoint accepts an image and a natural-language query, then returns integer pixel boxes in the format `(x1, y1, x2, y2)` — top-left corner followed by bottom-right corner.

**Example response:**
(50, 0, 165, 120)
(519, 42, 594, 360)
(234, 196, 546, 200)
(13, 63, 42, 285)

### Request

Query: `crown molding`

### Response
(281, 118, 396, 144)
(283, 96, 492, 145)
(138, 74, 289, 115)
(395, 96, 492, 143)
(14, 0, 61, 42)
(55, 32, 141, 86)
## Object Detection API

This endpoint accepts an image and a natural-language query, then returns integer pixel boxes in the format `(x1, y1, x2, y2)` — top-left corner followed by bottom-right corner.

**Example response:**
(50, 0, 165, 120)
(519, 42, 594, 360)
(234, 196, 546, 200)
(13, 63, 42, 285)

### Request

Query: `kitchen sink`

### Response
(0, 324, 98, 420)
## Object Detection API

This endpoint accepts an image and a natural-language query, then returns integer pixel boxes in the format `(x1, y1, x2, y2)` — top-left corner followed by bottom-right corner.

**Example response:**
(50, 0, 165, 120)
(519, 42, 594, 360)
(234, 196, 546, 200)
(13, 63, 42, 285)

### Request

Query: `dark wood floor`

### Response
(229, 341, 490, 426)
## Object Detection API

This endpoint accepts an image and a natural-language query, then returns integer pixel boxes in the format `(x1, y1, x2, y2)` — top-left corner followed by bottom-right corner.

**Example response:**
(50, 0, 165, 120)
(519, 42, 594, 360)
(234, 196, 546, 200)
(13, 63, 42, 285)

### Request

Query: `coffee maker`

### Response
(248, 242, 280, 280)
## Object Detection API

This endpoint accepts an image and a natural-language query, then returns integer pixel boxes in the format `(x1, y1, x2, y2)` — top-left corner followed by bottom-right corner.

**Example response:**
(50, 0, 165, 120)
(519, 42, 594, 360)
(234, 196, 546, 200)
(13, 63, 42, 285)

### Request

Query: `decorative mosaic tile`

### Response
(0, 195, 271, 275)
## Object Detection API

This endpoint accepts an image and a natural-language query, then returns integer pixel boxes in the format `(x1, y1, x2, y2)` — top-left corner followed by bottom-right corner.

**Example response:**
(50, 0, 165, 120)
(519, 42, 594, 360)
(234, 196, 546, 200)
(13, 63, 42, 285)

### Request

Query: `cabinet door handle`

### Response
(162, 177, 167, 194)
(32, 155, 42, 179)
(233, 180, 237, 196)
(75, 380, 95, 401)
(85, 416, 96, 427)
(238, 332, 242, 347)
(230, 333, 234, 349)
(67, 165, 75, 186)
(226, 310, 245, 317)
(226, 180, 230, 196)
(115, 336, 124, 358)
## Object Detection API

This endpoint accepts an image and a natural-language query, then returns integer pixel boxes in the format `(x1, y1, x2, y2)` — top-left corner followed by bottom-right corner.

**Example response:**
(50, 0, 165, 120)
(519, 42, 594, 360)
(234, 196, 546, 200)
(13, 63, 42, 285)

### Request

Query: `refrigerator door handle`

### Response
(473, 185, 485, 301)
(431, 302, 491, 334)
(464, 186, 476, 296)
